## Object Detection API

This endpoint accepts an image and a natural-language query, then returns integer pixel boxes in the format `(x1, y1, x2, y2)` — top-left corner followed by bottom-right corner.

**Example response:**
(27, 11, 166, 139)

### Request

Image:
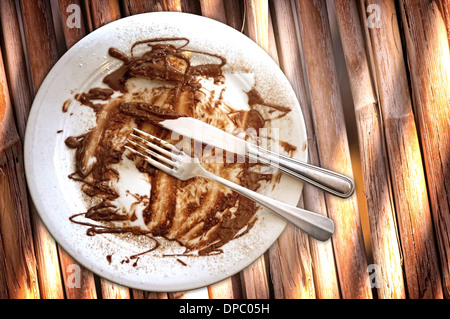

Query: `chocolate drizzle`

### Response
(65, 37, 294, 263)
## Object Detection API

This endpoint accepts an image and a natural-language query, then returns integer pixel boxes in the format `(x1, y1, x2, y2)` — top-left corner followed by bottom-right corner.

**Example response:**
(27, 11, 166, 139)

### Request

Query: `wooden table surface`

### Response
(0, 0, 449, 299)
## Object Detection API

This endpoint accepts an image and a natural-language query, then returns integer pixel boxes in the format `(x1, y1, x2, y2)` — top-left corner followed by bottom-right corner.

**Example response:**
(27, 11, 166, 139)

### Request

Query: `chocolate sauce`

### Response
(75, 88, 114, 112)
(118, 102, 185, 124)
(65, 37, 295, 262)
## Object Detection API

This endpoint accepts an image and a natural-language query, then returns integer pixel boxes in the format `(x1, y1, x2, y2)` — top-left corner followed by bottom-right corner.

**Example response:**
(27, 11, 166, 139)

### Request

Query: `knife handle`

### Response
(247, 144, 355, 198)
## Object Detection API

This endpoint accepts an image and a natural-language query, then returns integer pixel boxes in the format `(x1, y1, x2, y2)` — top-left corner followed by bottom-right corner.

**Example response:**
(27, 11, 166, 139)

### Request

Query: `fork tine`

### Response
(129, 133, 179, 161)
(124, 145, 174, 175)
(126, 139, 177, 168)
(133, 128, 182, 155)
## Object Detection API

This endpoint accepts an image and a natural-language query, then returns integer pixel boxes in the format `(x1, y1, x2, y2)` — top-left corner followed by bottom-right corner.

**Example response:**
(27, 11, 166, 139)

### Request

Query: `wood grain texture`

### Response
(270, 0, 340, 299)
(0, 48, 40, 299)
(334, 0, 405, 299)
(223, 0, 245, 31)
(0, 0, 34, 141)
(0, 232, 9, 299)
(100, 279, 131, 299)
(268, 0, 317, 299)
(208, 276, 243, 299)
(19, 0, 65, 299)
(363, 0, 443, 299)
(239, 0, 271, 299)
(244, 0, 269, 51)
(199, 0, 227, 23)
(399, 0, 450, 298)
(58, 251, 97, 299)
(57, 0, 88, 49)
(19, 0, 59, 93)
(295, 0, 372, 299)
(86, 0, 121, 30)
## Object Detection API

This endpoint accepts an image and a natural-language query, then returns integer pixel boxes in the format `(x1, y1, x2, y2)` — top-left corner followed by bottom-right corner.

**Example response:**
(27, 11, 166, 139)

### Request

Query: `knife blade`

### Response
(155, 116, 355, 198)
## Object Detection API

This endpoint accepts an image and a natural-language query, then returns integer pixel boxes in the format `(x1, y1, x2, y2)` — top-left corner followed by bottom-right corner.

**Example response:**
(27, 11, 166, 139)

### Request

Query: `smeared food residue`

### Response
(64, 38, 296, 263)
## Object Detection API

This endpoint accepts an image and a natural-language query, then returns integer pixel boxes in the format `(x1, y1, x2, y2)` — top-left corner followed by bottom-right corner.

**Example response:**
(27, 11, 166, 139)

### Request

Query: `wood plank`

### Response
(146, 291, 169, 299)
(363, 0, 443, 299)
(294, 0, 372, 299)
(239, 0, 271, 299)
(122, 0, 156, 15)
(0, 47, 40, 299)
(333, 0, 405, 299)
(100, 280, 131, 299)
(199, 0, 227, 23)
(19, 0, 60, 93)
(169, 288, 210, 299)
(19, 0, 65, 299)
(57, 0, 88, 49)
(208, 276, 243, 299)
(86, 0, 121, 30)
(270, 0, 339, 299)
(244, 0, 269, 51)
(59, 253, 97, 299)
(0, 0, 34, 141)
(398, 0, 450, 298)
(267, 0, 316, 299)
(440, 0, 450, 48)
(223, 0, 245, 31)
(0, 231, 9, 299)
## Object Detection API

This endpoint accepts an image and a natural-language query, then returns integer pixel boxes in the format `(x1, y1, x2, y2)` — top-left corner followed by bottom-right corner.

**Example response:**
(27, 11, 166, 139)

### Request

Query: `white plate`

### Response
(24, 12, 307, 292)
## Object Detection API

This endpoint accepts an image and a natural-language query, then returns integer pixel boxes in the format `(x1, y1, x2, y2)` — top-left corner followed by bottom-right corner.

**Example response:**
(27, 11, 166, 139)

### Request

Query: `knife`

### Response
(153, 116, 355, 198)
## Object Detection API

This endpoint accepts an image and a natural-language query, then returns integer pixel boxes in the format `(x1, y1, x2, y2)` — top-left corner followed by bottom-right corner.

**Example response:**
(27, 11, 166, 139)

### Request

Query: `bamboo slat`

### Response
(363, 0, 443, 299)
(270, 0, 339, 299)
(295, 0, 372, 299)
(333, 0, 405, 299)
(19, 0, 65, 299)
(0, 46, 40, 299)
(398, 0, 450, 297)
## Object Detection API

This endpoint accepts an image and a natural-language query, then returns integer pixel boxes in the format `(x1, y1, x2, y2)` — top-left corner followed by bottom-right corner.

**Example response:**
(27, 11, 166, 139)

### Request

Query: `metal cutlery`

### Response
(124, 128, 334, 241)
(133, 115, 355, 198)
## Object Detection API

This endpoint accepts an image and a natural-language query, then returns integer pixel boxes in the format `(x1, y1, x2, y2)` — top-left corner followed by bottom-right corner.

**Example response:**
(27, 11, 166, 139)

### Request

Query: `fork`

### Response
(125, 128, 334, 241)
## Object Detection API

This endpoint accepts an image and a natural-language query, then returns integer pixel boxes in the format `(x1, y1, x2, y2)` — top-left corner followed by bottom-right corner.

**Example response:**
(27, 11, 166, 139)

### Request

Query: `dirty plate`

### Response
(24, 12, 307, 292)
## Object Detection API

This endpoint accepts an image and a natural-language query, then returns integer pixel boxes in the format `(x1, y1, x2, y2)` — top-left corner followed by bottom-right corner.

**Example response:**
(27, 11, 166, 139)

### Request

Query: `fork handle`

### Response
(200, 170, 334, 241)
(247, 144, 355, 198)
